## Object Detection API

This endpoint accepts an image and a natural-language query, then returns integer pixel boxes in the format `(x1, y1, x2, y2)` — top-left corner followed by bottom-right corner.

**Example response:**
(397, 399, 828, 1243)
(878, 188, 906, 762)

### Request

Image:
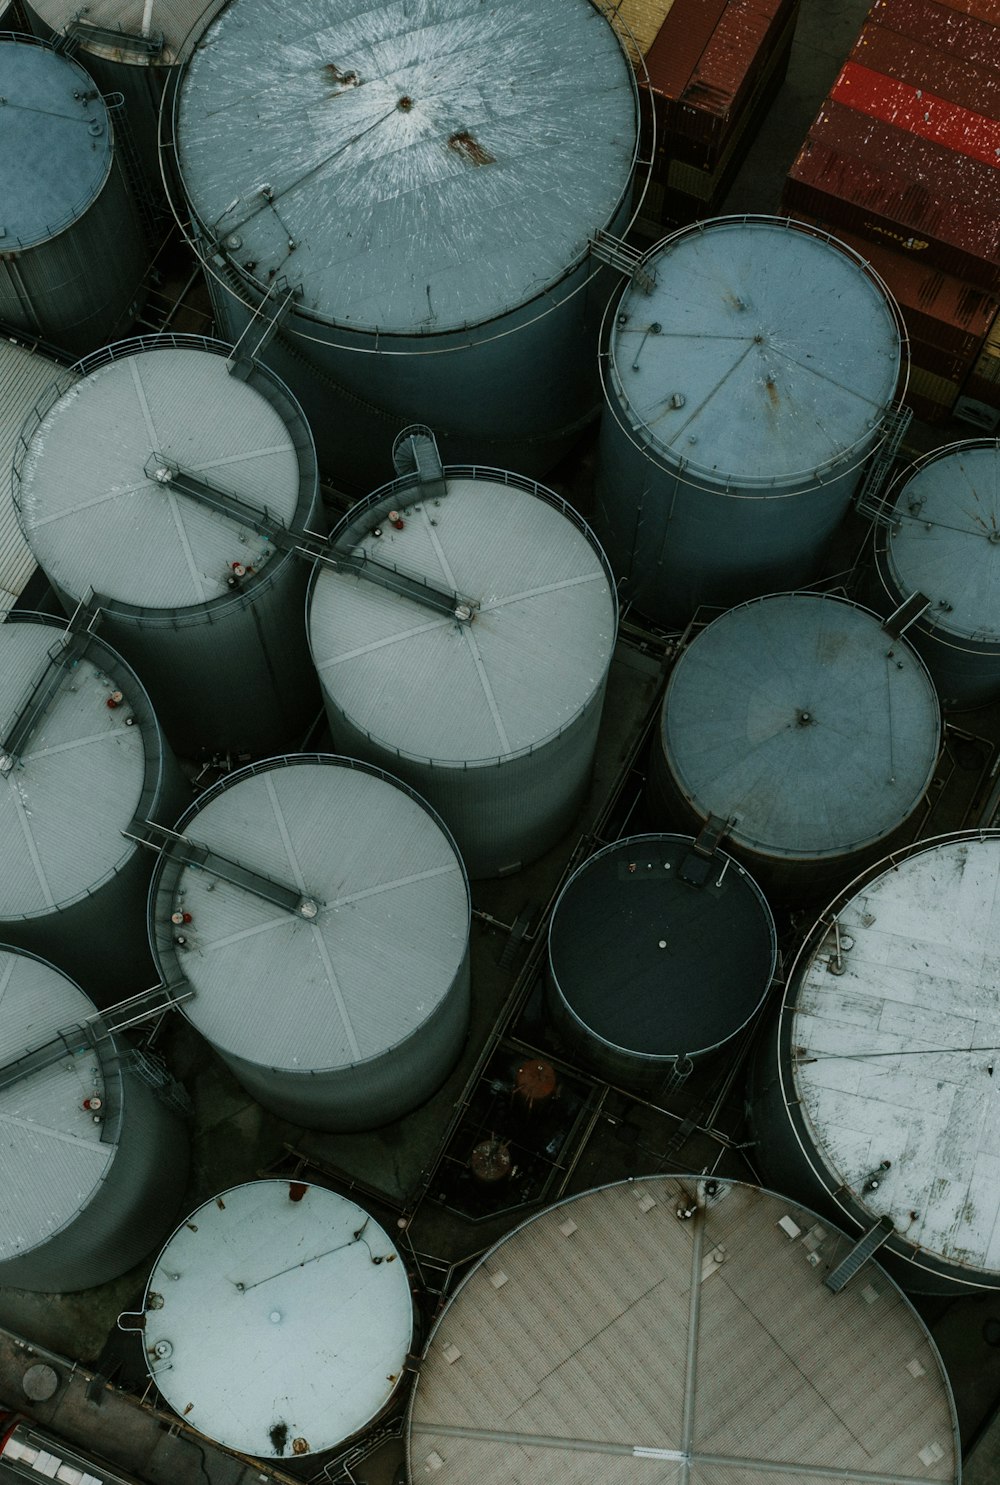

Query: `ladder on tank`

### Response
(824, 1214, 896, 1293)
(854, 403, 914, 525)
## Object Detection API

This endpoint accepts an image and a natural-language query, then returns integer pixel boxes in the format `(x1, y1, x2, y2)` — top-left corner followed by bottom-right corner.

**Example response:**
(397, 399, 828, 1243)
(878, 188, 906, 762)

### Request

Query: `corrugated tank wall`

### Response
(0, 338, 69, 614)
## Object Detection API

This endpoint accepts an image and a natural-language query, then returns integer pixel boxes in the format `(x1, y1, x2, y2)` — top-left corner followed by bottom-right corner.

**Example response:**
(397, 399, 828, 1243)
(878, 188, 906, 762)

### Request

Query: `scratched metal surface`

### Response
(23, 0, 228, 63)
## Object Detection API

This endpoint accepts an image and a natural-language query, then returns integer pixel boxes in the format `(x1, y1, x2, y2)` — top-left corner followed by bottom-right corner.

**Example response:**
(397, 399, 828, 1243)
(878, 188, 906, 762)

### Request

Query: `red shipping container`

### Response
(934, 0, 1000, 24)
(866, 0, 1000, 68)
(849, 27, 1000, 120)
(831, 60, 1000, 161)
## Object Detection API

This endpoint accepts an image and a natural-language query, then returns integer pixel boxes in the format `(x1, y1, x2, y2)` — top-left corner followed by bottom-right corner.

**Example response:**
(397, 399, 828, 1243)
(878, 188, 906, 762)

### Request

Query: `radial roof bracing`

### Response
(408, 1177, 959, 1485)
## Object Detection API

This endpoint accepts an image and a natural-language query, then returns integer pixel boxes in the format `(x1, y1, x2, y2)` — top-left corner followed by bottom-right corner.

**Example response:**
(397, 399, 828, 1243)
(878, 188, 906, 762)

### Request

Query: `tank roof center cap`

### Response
(796, 709, 815, 727)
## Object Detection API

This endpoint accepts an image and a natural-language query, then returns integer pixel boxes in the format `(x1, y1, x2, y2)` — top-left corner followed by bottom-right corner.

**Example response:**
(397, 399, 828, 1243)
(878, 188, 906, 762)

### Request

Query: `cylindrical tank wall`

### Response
(0, 948, 189, 1293)
(594, 217, 904, 627)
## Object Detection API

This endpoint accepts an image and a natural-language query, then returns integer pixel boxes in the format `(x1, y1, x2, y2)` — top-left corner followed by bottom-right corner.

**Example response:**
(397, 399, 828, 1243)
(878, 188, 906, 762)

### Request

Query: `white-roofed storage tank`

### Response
(148, 754, 470, 1130)
(871, 439, 1000, 711)
(407, 1176, 960, 1485)
(308, 432, 617, 878)
(547, 834, 776, 1091)
(0, 612, 187, 1001)
(136, 1180, 413, 1458)
(648, 593, 940, 899)
(0, 945, 189, 1293)
(594, 216, 905, 626)
(13, 336, 322, 758)
(751, 831, 1000, 1295)
(0, 337, 71, 615)
(0, 34, 147, 357)
(167, 0, 642, 488)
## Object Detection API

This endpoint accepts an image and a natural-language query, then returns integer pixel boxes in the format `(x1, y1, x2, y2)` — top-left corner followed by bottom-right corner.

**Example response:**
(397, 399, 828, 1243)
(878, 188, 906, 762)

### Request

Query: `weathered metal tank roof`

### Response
(26, 0, 226, 64)
(16, 343, 302, 610)
(789, 834, 1000, 1283)
(177, 0, 637, 334)
(662, 594, 940, 860)
(608, 218, 901, 488)
(0, 340, 70, 614)
(154, 757, 469, 1072)
(549, 835, 775, 1058)
(0, 949, 116, 1263)
(884, 440, 1000, 644)
(143, 1180, 413, 1456)
(407, 1176, 960, 1485)
(0, 37, 114, 249)
(310, 477, 616, 765)
(0, 620, 151, 918)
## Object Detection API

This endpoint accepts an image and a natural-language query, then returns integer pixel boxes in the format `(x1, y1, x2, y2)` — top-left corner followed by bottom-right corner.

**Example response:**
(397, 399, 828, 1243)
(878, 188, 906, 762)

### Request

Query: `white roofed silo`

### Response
(0, 35, 147, 357)
(14, 336, 322, 758)
(148, 754, 470, 1130)
(0, 946, 189, 1293)
(407, 1176, 960, 1485)
(751, 831, 1000, 1295)
(0, 613, 187, 1002)
(595, 217, 904, 626)
(308, 436, 617, 878)
(138, 1180, 413, 1457)
(168, 0, 641, 488)
(649, 593, 940, 899)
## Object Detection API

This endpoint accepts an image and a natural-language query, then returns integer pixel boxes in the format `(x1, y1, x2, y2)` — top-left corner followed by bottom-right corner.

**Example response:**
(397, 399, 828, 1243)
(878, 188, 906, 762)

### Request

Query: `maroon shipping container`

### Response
(783, 100, 1000, 290)
(850, 26, 1000, 120)
(866, 0, 1000, 68)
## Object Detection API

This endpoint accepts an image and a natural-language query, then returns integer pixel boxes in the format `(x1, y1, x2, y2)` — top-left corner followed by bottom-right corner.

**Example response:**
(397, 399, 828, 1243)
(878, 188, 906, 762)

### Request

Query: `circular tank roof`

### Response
(549, 835, 775, 1059)
(0, 38, 114, 250)
(0, 949, 118, 1265)
(662, 594, 940, 861)
(608, 219, 901, 489)
(16, 344, 305, 612)
(142, 1180, 413, 1456)
(789, 834, 1000, 1285)
(176, 0, 636, 335)
(310, 478, 616, 765)
(407, 1176, 959, 1485)
(884, 441, 1000, 644)
(152, 757, 469, 1072)
(26, 0, 226, 65)
(0, 619, 153, 919)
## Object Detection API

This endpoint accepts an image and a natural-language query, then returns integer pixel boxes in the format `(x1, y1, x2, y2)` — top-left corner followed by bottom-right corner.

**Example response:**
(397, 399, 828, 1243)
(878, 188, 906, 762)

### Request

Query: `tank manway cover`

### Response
(0, 40, 113, 250)
(790, 835, 1000, 1283)
(549, 836, 775, 1058)
(177, 0, 636, 333)
(310, 479, 615, 764)
(0, 621, 149, 918)
(663, 594, 940, 860)
(885, 442, 1000, 644)
(0, 950, 115, 1264)
(157, 759, 469, 1072)
(142, 1181, 413, 1456)
(609, 219, 900, 488)
(16, 346, 302, 611)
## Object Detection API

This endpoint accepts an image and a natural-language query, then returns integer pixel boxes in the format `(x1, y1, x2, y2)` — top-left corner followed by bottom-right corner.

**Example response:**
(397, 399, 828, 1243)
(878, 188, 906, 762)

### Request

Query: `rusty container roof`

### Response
(851, 22, 1000, 118)
(867, 0, 1000, 67)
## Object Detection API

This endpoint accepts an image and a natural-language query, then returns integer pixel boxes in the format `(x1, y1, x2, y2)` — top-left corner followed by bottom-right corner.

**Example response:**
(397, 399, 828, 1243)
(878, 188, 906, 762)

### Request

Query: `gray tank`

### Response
(0, 612, 188, 1002)
(595, 216, 904, 626)
(751, 831, 1000, 1295)
(168, 0, 640, 488)
(0, 34, 147, 357)
(0, 337, 70, 612)
(871, 439, 1000, 711)
(148, 754, 470, 1131)
(546, 834, 776, 1092)
(0, 946, 189, 1293)
(13, 335, 322, 758)
(308, 448, 617, 878)
(648, 593, 941, 899)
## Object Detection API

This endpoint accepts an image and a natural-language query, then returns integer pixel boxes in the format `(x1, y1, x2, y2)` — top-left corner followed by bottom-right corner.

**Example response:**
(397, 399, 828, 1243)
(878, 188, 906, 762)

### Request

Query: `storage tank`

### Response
(148, 754, 470, 1130)
(546, 834, 776, 1090)
(594, 216, 905, 626)
(0, 337, 70, 614)
(13, 335, 322, 758)
(0, 34, 147, 357)
(407, 1176, 960, 1485)
(308, 445, 617, 878)
(0, 612, 188, 1001)
(168, 0, 641, 488)
(751, 831, 1000, 1295)
(871, 439, 1000, 710)
(648, 593, 941, 899)
(137, 1180, 413, 1457)
(0, 945, 189, 1293)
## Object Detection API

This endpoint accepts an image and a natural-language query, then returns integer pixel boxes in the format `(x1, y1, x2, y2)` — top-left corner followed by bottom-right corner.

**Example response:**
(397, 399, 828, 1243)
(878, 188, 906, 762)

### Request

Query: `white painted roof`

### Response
(27, 0, 227, 65)
(791, 834, 1000, 1280)
(143, 1180, 413, 1456)
(0, 339, 67, 615)
(408, 1177, 958, 1485)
